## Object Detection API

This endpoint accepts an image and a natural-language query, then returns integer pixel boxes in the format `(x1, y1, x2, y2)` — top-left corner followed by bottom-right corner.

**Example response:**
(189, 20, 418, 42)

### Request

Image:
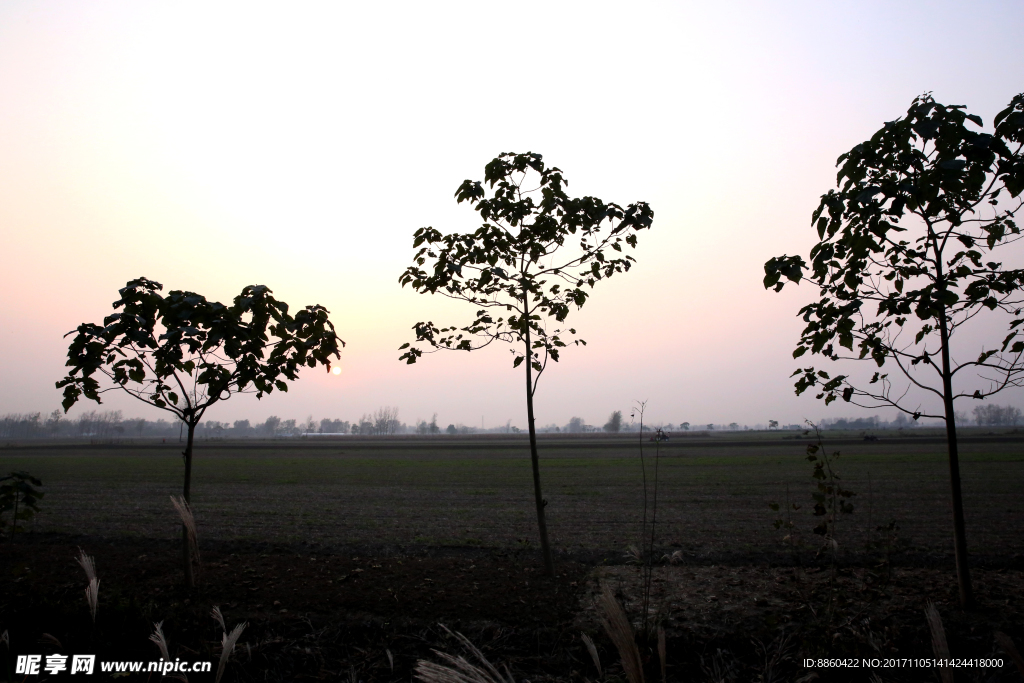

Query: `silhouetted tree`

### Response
(399, 152, 653, 574)
(57, 277, 342, 586)
(603, 410, 623, 433)
(764, 93, 1024, 608)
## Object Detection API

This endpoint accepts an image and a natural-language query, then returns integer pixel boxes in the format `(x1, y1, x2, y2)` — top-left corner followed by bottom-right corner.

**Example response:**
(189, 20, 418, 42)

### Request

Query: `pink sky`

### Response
(1, 1, 1022, 429)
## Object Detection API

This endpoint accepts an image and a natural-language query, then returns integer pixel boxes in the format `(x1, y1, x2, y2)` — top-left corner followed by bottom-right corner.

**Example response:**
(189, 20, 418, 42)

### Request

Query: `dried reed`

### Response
(148, 622, 188, 683)
(215, 622, 247, 683)
(76, 548, 96, 583)
(581, 632, 602, 679)
(84, 579, 100, 623)
(994, 631, 1024, 676)
(171, 495, 201, 579)
(924, 602, 953, 683)
(414, 625, 514, 683)
(149, 621, 170, 662)
(38, 633, 63, 651)
(599, 584, 644, 683)
(76, 549, 99, 622)
(211, 606, 226, 633)
(623, 545, 643, 564)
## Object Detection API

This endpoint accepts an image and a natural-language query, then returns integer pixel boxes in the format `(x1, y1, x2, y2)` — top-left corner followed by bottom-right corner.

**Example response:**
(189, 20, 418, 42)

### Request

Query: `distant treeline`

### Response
(1, 403, 1019, 440)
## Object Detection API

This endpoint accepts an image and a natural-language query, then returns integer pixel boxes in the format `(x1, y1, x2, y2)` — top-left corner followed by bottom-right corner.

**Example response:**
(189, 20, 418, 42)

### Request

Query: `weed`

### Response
(171, 495, 200, 586)
(76, 549, 99, 623)
(599, 583, 644, 683)
(630, 400, 662, 638)
(580, 632, 602, 679)
(0, 471, 44, 541)
(415, 625, 513, 683)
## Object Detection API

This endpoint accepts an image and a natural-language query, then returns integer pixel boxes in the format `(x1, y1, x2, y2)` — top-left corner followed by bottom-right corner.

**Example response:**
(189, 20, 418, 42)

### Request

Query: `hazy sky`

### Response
(2, 1, 1022, 429)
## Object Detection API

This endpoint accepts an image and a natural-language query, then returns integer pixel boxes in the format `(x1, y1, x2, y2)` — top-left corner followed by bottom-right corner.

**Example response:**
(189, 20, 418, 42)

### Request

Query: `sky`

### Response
(1, 1, 1023, 430)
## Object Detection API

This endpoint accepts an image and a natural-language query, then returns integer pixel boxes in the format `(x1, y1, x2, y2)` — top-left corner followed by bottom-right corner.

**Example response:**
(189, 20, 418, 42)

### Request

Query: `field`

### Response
(2, 431, 1023, 681)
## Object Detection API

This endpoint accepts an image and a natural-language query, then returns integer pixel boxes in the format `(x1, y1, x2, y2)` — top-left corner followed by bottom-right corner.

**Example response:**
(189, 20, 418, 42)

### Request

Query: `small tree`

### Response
(604, 410, 623, 433)
(0, 471, 44, 541)
(764, 93, 1024, 608)
(57, 277, 342, 586)
(399, 152, 653, 574)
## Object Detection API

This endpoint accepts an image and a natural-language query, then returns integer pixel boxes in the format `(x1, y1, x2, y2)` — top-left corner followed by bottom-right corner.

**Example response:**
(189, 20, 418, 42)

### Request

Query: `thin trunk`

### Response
(937, 306, 974, 609)
(182, 419, 196, 589)
(523, 309, 554, 576)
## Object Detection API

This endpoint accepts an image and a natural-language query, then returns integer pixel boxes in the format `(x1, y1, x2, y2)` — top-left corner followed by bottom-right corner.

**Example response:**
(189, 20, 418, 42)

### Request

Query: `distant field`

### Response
(2, 431, 1022, 561)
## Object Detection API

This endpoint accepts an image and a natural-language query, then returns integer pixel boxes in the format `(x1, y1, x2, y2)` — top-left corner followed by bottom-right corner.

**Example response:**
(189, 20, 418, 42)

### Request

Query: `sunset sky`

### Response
(1, 1, 1022, 430)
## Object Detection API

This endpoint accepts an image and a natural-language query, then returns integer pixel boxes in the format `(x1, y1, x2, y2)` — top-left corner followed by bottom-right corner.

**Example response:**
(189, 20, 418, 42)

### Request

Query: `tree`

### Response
(0, 471, 44, 541)
(565, 416, 587, 433)
(972, 403, 1022, 426)
(399, 152, 653, 574)
(680, 421, 690, 431)
(764, 93, 1024, 608)
(372, 406, 400, 435)
(604, 410, 623, 433)
(57, 277, 342, 586)
(768, 419, 779, 430)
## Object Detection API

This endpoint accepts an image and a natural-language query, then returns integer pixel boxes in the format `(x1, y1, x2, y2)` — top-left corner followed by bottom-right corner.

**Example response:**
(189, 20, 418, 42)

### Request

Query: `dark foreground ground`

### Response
(2, 432, 1023, 681)
(2, 534, 1024, 683)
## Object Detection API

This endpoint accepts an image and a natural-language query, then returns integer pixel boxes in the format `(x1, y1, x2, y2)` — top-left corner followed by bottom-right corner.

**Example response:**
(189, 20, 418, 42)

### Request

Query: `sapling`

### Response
(0, 471, 44, 541)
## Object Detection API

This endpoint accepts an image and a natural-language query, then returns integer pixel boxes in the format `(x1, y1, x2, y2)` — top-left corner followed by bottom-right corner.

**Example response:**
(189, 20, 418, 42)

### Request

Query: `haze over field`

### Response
(1, 1, 1023, 429)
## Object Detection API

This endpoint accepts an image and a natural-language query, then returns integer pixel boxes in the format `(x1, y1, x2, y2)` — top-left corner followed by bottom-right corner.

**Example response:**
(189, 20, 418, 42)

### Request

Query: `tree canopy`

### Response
(765, 93, 1024, 414)
(58, 277, 342, 423)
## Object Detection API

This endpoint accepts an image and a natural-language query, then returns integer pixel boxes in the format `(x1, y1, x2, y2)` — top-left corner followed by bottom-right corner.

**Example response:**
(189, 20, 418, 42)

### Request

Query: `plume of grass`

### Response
(84, 579, 100, 623)
(211, 606, 226, 632)
(215, 622, 247, 683)
(149, 621, 170, 661)
(38, 633, 63, 651)
(581, 632, 602, 679)
(149, 621, 188, 682)
(623, 545, 643, 564)
(599, 584, 644, 683)
(924, 603, 953, 683)
(171, 496, 200, 576)
(76, 549, 99, 622)
(994, 631, 1024, 676)
(76, 548, 96, 583)
(414, 625, 514, 683)
(386, 648, 394, 672)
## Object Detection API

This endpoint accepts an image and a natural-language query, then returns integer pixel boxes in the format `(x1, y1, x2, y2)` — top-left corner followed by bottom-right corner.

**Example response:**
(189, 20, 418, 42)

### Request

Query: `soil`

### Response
(3, 535, 1024, 682)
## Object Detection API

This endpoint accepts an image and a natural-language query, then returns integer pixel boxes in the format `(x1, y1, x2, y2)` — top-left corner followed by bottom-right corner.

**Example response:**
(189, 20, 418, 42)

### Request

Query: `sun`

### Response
(331, 366, 342, 376)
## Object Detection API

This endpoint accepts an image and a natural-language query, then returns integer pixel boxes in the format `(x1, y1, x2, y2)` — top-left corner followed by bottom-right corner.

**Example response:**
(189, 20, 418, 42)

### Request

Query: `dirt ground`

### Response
(3, 535, 1024, 682)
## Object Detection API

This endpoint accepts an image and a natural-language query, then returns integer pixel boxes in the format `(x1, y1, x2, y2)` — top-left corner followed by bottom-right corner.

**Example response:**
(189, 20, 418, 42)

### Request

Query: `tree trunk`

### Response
(523, 323, 554, 576)
(182, 420, 196, 589)
(937, 307, 974, 609)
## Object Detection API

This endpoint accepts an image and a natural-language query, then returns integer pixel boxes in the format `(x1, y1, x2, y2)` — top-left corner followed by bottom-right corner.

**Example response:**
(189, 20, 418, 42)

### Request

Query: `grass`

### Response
(2, 432, 1023, 559)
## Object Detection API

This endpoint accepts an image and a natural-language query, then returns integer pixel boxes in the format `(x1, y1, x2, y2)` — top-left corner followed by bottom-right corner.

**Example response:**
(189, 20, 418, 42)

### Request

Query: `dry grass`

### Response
(171, 495, 200, 577)
(215, 621, 247, 683)
(994, 631, 1024, 676)
(415, 625, 514, 683)
(149, 621, 170, 661)
(76, 549, 99, 622)
(924, 602, 952, 683)
(581, 632, 602, 679)
(599, 583, 644, 683)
